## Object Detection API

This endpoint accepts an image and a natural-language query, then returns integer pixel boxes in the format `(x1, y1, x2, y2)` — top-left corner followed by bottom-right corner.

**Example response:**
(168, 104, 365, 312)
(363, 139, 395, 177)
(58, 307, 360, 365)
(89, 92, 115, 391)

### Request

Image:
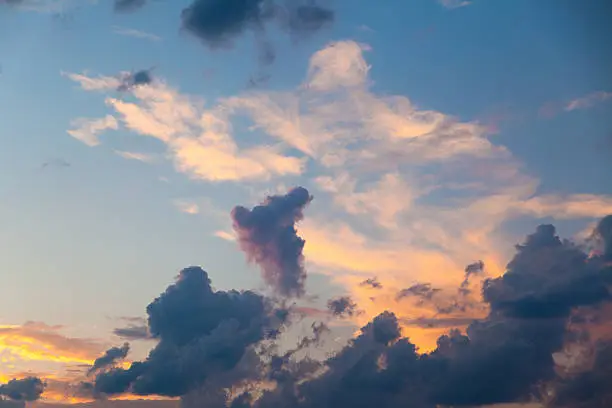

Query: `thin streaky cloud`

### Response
(438, 0, 472, 9)
(565, 90, 612, 111)
(173, 200, 199, 215)
(112, 26, 161, 41)
(114, 150, 156, 163)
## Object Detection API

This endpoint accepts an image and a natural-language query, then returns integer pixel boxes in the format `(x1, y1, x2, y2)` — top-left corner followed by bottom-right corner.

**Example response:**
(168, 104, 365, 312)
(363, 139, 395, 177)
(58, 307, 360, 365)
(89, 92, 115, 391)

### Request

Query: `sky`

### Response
(0, 0, 611, 407)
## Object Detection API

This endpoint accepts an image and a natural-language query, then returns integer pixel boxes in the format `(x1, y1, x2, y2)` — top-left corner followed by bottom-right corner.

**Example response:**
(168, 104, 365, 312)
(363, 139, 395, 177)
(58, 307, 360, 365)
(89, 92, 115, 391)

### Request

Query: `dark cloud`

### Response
(549, 341, 612, 408)
(79, 215, 612, 408)
(93, 266, 287, 398)
(117, 69, 154, 92)
(459, 260, 484, 294)
(395, 282, 440, 302)
(113, 0, 147, 13)
(235, 218, 612, 408)
(113, 325, 151, 341)
(180, 0, 334, 65)
(327, 296, 358, 318)
(359, 277, 382, 289)
(231, 187, 313, 297)
(0, 378, 45, 401)
(88, 343, 130, 375)
(595, 214, 612, 260)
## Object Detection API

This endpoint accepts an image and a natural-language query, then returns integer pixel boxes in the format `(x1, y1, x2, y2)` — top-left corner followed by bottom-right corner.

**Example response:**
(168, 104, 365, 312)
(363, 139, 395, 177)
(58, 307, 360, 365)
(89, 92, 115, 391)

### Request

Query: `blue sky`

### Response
(0, 0, 611, 404)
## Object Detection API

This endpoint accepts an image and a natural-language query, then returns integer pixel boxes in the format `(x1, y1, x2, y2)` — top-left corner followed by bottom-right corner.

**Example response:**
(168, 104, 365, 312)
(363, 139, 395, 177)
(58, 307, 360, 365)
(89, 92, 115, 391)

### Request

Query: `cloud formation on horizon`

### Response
(74, 217, 612, 407)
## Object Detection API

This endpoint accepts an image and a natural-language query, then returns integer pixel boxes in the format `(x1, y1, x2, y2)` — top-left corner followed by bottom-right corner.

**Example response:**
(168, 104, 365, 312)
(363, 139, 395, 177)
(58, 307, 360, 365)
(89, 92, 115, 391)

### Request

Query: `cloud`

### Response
(66, 72, 306, 182)
(173, 200, 200, 215)
(0, 377, 45, 401)
(67, 115, 118, 147)
(231, 187, 313, 297)
(327, 296, 358, 318)
(239, 220, 612, 408)
(87, 344, 130, 376)
(65, 40, 612, 354)
(113, 0, 147, 13)
(438, 0, 472, 9)
(92, 266, 287, 398)
(112, 27, 161, 41)
(179, 0, 334, 65)
(114, 151, 156, 163)
(565, 91, 612, 111)
(0, 322, 105, 365)
(0, 0, 92, 13)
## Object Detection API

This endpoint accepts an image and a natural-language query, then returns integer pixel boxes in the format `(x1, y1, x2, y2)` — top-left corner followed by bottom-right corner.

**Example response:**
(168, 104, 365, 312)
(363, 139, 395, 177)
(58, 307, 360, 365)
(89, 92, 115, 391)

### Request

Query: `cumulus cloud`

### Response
(92, 266, 287, 398)
(228, 220, 611, 408)
(0, 377, 45, 401)
(232, 187, 312, 297)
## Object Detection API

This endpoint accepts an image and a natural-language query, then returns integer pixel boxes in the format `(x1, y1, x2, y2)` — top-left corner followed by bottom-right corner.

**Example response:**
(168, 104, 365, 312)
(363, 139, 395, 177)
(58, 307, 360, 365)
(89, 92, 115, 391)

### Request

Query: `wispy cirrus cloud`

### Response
(114, 150, 156, 163)
(438, 0, 472, 10)
(565, 90, 612, 111)
(173, 200, 200, 215)
(67, 115, 118, 147)
(0, 322, 105, 365)
(111, 26, 161, 42)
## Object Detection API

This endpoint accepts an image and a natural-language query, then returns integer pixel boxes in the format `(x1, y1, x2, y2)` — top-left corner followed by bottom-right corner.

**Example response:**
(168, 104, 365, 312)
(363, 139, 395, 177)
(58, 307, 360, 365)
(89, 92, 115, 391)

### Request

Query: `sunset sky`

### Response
(1, 0, 611, 407)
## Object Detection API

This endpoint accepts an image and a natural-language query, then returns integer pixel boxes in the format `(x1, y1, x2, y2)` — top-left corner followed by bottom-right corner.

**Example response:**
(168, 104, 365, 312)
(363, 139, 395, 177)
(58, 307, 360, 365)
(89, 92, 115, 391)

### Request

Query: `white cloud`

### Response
(62, 71, 122, 92)
(173, 200, 200, 215)
(111, 26, 161, 42)
(438, 0, 472, 9)
(114, 150, 156, 163)
(565, 91, 612, 111)
(67, 115, 118, 146)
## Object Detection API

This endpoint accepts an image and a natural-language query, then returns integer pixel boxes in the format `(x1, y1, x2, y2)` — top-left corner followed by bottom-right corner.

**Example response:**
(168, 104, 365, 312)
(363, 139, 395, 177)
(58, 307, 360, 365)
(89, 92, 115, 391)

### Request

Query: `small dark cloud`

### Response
(113, 325, 151, 341)
(0, 377, 45, 401)
(459, 260, 484, 295)
(41, 158, 70, 169)
(327, 296, 358, 318)
(231, 187, 313, 297)
(117, 69, 154, 92)
(396, 282, 441, 302)
(113, 0, 147, 13)
(359, 277, 382, 289)
(88, 343, 130, 375)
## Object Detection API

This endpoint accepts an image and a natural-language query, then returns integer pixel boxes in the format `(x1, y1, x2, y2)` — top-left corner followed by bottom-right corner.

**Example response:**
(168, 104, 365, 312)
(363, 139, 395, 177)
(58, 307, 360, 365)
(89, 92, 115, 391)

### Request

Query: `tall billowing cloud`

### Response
(231, 187, 313, 297)
(92, 266, 287, 398)
(0, 378, 45, 401)
(227, 218, 612, 408)
(88, 343, 130, 375)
